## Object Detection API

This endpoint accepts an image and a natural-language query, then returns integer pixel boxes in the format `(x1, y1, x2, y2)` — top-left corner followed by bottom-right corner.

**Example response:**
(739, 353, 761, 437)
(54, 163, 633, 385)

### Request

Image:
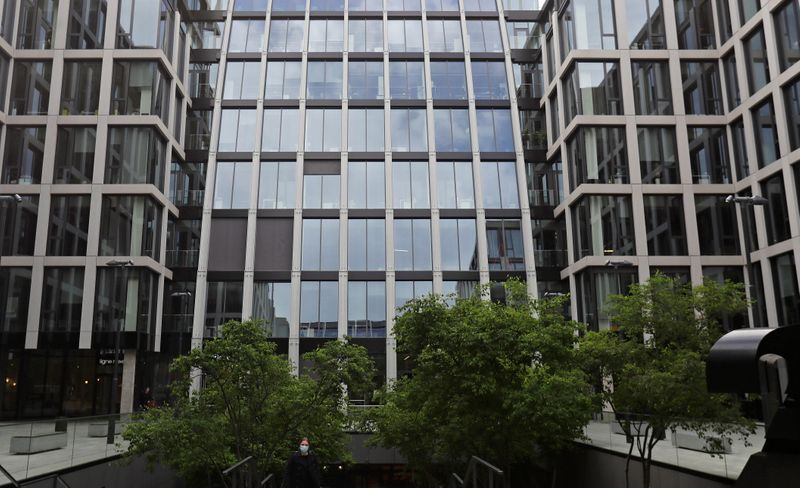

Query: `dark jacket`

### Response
(284, 451, 321, 488)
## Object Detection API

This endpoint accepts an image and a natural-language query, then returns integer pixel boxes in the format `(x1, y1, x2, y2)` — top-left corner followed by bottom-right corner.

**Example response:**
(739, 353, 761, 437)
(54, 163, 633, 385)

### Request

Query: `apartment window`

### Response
(507, 22, 539, 50)
(440, 219, 478, 271)
(305, 109, 342, 152)
(304, 174, 340, 209)
(472, 62, 509, 100)
(265, 62, 301, 99)
(772, 253, 800, 327)
(784, 76, 800, 152)
(695, 195, 739, 255)
(722, 52, 740, 110)
(219, 110, 257, 152)
(775, 0, 800, 73)
(761, 172, 791, 245)
(301, 219, 340, 270)
(428, 20, 463, 52)
(348, 62, 384, 100)
(514, 62, 545, 100)
(262, 109, 299, 152)
(394, 220, 432, 271)
(389, 61, 425, 99)
(0, 196, 38, 255)
(577, 268, 637, 330)
(627, 0, 665, 48)
(252, 282, 291, 338)
(427, 0, 459, 10)
(98, 195, 162, 259)
(477, 109, 514, 152)
(59, 61, 101, 116)
(55, 127, 95, 184)
(0, 54, 8, 112)
(185, 110, 212, 150)
(40, 267, 84, 344)
(430, 61, 468, 100)
(348, 19, 383, 52)
(229, 20, 265, 52)
(189, 63, 218, 99)
(466, 20, 503, 52)
(464, 0, 496, 10)
(349, 109, 385, 152)
(0, 268, 32, 338)
(0, 0, 14, 42)
(688, 126, 730, 184)
(674, 0, 715, 49)
(390, 109, 428, 151)
(111, 61, 169, 121)
(442, 281, 478, 302)
(559, 0, 617, 58)
(567, 126, 628, 190)
(2, 126, 45, 184)
(563, 62, 622, 122)
(744, 26, 770, 95)
(434, 109, 471, 152)
(486, 219, 524, 270)
(204, 281, 243, 338)
(307, 62, 343, 99)
(549, 94, 560, 141)
(169, 162, 206, 207)
(190, 20, 225, 49)
(572, 195, 635, 259)
(234, 0, 267, 9)
(681, 61, 722, 115)
(387, 20, 423, 52)
(393, 162, 430, 208)
(259, 162, 296, 209)
(349, 0, 383, 11)
(348, 220, 385, 271)
(309, 20, 344, 52)
(117, 0, 174, 53)
(730, 118, 749, 179)
(105, 127, 166, 189)
(300, 282, 338, 338)
(638, 126, 678, 184)
(17, 0, 57, 49)
(438, 162, 475, 209)
(752, 98, 781, 168)
(348, 282, 386, 338)
(386, 0, 420, 9)
(223, 62, 261, 100)
(738, 0, 759, 23)
(631, 61, 672, 115)
(716, 0, 733, 43)
(47, 195, 90, 256)
(214, 162, 252, 209)
(10, 60, 51, 115)
(643, 195, 687, 256)
(482, 161, 519, 209)
(311, 0, 344, 9)
(349, 162, 385, 208)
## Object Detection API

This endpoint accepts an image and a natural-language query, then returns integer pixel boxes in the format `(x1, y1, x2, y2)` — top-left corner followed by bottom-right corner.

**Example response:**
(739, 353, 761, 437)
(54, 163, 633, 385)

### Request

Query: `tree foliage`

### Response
(123, 320, 374, 487)
(371, 280, 594, 484)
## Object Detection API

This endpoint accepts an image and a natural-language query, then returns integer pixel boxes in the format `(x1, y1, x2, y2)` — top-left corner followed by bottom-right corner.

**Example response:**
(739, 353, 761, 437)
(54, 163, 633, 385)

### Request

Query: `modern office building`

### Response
(0, 0, 797, 420)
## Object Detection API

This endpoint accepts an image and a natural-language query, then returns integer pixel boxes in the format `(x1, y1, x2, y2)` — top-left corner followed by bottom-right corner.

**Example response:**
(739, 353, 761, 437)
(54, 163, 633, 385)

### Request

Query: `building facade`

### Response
(0, 0, 797, 419)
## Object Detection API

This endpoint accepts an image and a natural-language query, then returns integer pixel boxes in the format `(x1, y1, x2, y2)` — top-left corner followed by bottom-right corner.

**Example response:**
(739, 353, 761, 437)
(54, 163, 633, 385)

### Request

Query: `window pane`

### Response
(751, 99, 780, 168)
(638, 126, 678, 184)
(681, 61, 722, 115)
(643, 195, 687, 255)
(631, 61, 672, 115)
(674, 0, 716, 49)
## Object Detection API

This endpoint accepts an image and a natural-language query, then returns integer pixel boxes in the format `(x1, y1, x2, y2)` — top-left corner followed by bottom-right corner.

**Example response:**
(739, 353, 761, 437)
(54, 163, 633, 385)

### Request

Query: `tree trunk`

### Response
(642, 459, 651, 488)
(624, 434, 634, 488)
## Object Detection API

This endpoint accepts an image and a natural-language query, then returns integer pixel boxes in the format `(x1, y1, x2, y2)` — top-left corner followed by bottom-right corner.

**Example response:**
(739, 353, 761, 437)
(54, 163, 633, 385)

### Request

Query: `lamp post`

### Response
(169, 289, 192, 354)
(106, 259, 133, 445)
(725, 194, 769, 327)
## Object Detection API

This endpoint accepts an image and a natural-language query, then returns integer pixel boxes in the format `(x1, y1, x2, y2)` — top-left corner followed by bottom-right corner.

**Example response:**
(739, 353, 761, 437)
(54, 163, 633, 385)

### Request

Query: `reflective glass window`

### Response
(437, 161, 475, 209)
(390, 109, 428, 151)
(348, 162, 385, 209)
(393, 219, 432, 270)
(393, 161, 430, 208)
(258, 161, 296, 209)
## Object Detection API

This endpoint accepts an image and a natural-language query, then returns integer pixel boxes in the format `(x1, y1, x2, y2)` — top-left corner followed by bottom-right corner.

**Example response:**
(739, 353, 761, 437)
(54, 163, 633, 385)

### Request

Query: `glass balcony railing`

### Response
(169, 189, 205, 207)
(533, 249, 568, 268)
(528, 189, 559, 207)
(165, 249, 200, 268)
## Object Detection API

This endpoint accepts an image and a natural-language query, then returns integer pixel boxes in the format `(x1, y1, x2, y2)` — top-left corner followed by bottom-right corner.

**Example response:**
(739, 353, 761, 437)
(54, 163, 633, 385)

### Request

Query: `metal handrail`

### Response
(0, 462, 21, 488)
(222, 456, 254, 477)
(260, 473, 275, 487)
(451, 456, 504, 488)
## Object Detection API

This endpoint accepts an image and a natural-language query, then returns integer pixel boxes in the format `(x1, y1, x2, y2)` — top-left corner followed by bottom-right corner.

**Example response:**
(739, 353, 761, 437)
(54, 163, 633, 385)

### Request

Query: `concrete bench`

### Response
(87, 422, 124, 437)
(671, 431, 733, 454)
(10, 432, 67, 454)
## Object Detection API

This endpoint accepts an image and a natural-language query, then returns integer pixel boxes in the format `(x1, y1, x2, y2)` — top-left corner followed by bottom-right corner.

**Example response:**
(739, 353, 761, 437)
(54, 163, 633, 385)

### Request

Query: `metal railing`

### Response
(222, 456, 261, 488)
(450, 456, 504, 488)
(165, 249, 200, 267)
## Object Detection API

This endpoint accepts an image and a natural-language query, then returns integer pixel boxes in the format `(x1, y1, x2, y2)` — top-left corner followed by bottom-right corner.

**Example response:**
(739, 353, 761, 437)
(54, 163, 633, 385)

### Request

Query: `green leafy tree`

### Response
(123, 320, 374, 487)
(579, 274, 756, 488)
(371, 280, 594, 486)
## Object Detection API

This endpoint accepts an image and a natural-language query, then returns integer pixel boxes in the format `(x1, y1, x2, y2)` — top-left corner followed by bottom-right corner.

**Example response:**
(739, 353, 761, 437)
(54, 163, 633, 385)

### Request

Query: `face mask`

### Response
(299, 445, 309, 454)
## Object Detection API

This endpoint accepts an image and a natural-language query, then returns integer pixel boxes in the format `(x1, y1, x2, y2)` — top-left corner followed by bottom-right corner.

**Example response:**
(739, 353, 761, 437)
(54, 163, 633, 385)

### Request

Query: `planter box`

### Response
(10, 432, 67, 454)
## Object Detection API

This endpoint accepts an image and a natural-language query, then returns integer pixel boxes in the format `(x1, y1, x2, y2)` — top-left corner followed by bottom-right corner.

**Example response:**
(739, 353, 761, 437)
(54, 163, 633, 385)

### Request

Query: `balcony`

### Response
(533, 249, 568, 269)
(166, 249, 200, 268)
(170, 189, 205, 207)
(528, 189, 559, 207)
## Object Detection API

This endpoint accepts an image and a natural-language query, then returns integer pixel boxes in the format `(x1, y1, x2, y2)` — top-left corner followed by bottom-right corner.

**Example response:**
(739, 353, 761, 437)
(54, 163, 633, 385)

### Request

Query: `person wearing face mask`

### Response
(283, 437, 321, 488)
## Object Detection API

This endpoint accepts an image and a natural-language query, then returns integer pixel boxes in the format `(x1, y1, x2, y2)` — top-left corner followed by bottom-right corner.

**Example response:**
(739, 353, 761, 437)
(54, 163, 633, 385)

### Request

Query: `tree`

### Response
(371, 280, 594, 486)
(123, 320, 374, 487)
(579, 274, 756, 488)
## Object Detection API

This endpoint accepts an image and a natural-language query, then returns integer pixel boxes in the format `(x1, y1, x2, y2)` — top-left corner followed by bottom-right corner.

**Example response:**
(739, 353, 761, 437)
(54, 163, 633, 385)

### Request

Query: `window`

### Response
(434, 109, 471, 152)
(477, 109, 514, 152)
(572, 195, 635, 259)
(681, 61, 722, 115)
(761, 172, 791, 245)
(464, 0, 496, 10)
(307, 62, 343, 99)
(0, 268, 32, 338)
(752, 98, 781, 168)
(40, 267, 84, 342)
(0, 195, 38, 255)
(643, 195, 687, 255)
(304, 174, 340, 209)
(440, 219, 478, 271)
(472, 62, 509, 100)
(549, 94, 560, 141)
(305, 109, 342, 151)
(744, 26, 770, 95)
(722, 51, 740, 110)
(311, 0, 344, 10)
(507, 22, 539, 50)
(386, 0, 420, 9)
(300, 282, 338, 338)
(687, 126, 731, 184)
(430, 61, 467, 100)
(185, 109, 212, 150)
(349, 109, 385, 152)
(169, 161, 206, 207)
(264, 62, 301, 100)
(349, 0, 383, 11)
(223, 62, 261, 100)
(204, 281, 243, 338)
(348, 19, 383, 52)
(786, 77, 800, 152)
(393, 162, 430, 208)
(394, 220, 432, 270)
(631, 61, 672, 115)
(567, 126, 627, 190)
(695, 195, 739, 255)
(348, 62, 384, 99)
(273, 0, 305, 11)
(576, 268, 637, 330)
(486, 220, 524, 270)
(17, 0, 58, 49)
(387, 20, 423, 52)
(67, 0, 106, 48)
(348, 219, 385, 270)
(627, 0, 665, 48)
(349, 162, 385, 208)
(466, 20, 503, 52)
(0, 53, 8, 112)
(309, 20, 344, 52)
(563, 62, 622, 122)
(253, 282, 291, 338)
(302, 219, 339, 270)
(674, 0, 715, 49)
(442, 281, 478, 303)
(438, 162, 474, 209)
(481, 162, 519, 209)
(218, 110, 257, 152)
(117, 0, 174, 53)
(190, 20, 225, 49)
(0, 0, 14, 43)
(428, 20, 463, 52)
(268, 20, 305, 52)
(189, 63, 218, 99)
(348, 282, 386, 338)
(390, 109, 428, 151)
(10, 60, 51, 115)
(229, 19, 265, 52)
(259, 162, 296, 209)
(60, 61, 102, 115)
(730, 118, 749, 178)
(111, 61, 170, 121)
(2, 126, 45, 184)
(638, 126, 678, 184)
(738, 0, 759, 23)
(214, 162, 252, 209)
(771, 253, 800, 327)
(559, 0, 617, 57)
(98, 195, 162, 259)
(55, 127, 95, 183)
(262, 109, 299, 152)
(775, 0, 800, 73)
(105, 127, 167, 188)
(234, 0, 266, 9)
(47, 195, 90, 256)
(389, 61, 425, 99)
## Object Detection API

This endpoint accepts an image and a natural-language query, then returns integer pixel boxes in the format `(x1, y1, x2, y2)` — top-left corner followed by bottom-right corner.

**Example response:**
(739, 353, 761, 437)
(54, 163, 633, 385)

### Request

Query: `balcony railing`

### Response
(533, 249, 568, 268)
(169, 189, 205, 207)
(166, 249, 200, 268)
(528, 189, 559, 207)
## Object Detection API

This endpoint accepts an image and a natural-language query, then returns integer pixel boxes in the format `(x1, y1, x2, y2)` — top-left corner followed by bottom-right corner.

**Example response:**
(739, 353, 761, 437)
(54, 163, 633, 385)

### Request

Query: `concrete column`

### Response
(120, 350, 137, 414)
